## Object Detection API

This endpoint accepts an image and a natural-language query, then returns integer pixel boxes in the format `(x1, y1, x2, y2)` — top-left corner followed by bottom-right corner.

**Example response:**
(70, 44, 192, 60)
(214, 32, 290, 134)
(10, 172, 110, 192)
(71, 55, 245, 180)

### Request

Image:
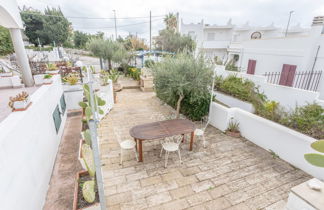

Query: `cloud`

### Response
(16, 0, 323, 41)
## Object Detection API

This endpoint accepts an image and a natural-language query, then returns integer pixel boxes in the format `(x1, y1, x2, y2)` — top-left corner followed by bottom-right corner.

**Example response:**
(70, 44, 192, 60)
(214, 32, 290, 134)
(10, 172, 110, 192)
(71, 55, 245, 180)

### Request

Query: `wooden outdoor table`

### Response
(129, 119, 196, 162)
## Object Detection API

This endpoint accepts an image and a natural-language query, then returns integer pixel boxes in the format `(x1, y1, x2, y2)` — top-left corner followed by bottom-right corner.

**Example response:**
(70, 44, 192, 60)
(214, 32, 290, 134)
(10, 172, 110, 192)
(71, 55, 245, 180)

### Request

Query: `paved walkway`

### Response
(98, 89, 310, 210)
(43, 111, 83, 210)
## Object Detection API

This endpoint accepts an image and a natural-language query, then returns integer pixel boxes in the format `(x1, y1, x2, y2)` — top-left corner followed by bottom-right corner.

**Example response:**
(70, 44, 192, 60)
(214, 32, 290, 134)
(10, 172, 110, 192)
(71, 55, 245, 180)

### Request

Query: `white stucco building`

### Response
(181, 16, 324, 98)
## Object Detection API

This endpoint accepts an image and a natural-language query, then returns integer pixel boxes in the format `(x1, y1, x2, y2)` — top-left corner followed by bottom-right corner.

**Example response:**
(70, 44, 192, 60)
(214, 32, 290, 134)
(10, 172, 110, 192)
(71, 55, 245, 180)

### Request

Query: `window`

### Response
(53, 105, 62, 133)
(207, 33, 215, 41)
(60, 94, 66, 115)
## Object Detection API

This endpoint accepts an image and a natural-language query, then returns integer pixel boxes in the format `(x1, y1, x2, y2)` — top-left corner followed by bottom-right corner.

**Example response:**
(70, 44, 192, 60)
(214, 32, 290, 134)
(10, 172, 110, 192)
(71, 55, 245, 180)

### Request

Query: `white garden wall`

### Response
(214, 91, 255, 113)
(209, 102, 324, 181)
(0, 75, 67, 210)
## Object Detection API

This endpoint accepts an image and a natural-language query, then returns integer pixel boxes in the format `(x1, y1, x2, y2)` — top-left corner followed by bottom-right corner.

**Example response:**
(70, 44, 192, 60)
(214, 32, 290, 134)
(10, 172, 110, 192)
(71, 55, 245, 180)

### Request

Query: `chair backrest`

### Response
(202, 116, 210, 131)
(164, 135, 183, 145)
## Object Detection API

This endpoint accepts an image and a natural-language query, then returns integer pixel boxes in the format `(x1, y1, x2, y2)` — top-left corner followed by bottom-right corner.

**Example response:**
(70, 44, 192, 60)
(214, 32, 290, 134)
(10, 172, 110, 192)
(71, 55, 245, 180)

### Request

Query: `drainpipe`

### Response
(9, 28, 34, 87)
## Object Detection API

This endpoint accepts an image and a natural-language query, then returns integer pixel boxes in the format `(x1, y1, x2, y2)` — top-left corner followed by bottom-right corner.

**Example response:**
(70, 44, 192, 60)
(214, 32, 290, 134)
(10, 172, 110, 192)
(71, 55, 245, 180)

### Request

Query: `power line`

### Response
(73, 18, 163, 29)
(21, 11, 164, 20)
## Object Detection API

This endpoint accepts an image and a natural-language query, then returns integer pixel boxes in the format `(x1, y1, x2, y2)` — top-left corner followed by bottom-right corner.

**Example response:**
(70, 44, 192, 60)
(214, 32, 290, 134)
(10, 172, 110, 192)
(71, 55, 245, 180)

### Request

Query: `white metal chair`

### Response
(114, 128, 138, 165)
(194, 117, 209, 148)
(160, 135, 183, 168)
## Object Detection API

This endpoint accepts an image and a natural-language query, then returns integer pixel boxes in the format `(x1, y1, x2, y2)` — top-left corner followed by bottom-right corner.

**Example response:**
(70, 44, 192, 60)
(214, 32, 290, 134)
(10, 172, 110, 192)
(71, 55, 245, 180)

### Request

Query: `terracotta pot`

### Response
(73, 171, 100, 210)
(226, 131, 241, 138)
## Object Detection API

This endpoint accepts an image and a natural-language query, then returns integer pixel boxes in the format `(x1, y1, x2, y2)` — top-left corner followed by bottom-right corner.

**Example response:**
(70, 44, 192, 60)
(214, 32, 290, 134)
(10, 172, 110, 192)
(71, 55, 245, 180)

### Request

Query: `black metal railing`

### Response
(263, 70, 322, 91)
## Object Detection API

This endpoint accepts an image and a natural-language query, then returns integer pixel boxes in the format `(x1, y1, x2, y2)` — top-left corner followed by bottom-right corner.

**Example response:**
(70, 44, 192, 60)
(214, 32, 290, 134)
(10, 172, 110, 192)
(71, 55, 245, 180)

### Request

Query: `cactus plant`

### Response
(82, 129, 92, 145)
(304, 140, 324, 168)
(82, 180, 96, 203)
(78, 84, 106, 121)
(81, 144, 96, 204)
(8, 91, 29, 110)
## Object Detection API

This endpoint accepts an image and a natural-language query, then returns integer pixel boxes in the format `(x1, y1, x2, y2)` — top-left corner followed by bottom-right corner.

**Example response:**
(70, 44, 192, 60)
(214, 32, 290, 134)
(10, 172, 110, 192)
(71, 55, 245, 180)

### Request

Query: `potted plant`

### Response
(79, 129, 92, 170)
(225, 118, 241, 138)
(8, 91, 31, 111)
(43, 74, 53, 84)
(45, 63, 60, 74)
(63, 73, 79, 86)
(73, 144, 100, 210)
(0, 68, 13, 77)
(99, 70, 110, 86)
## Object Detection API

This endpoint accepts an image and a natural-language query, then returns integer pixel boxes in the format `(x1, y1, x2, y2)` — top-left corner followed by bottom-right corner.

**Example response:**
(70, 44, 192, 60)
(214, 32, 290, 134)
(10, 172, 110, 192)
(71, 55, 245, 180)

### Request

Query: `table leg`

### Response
(138, 139, 143, 162)
(181, 134, 185, 143)
(189, 132, 194, 151)
(134, 138, 137, 151)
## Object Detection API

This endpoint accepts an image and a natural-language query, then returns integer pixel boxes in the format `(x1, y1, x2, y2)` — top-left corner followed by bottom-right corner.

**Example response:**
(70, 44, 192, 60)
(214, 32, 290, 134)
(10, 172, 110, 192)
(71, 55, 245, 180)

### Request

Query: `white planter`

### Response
(33, 75, 45, 86)
(13, 97, 30, 110)
(43, 78, 53, 84)
(46, 70, 60, 74)
(63, 84, 84, 110)
(214, 91, 255, 113)
(10, 76, 23, 88)
(0, 72, 13, 77)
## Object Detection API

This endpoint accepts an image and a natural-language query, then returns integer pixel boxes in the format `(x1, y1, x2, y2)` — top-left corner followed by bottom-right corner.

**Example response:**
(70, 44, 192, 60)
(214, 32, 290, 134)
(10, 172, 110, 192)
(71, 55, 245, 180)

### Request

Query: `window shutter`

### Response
(286, 65, 296, 87)
(60, 94, 66, 115)
(247, 59, 256, 74)
(53, 105, 62, 133)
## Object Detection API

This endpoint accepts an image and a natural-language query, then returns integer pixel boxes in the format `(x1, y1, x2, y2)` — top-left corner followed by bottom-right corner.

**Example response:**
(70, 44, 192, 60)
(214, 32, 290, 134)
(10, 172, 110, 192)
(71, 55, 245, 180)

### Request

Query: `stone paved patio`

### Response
(98, 88, 310, 210)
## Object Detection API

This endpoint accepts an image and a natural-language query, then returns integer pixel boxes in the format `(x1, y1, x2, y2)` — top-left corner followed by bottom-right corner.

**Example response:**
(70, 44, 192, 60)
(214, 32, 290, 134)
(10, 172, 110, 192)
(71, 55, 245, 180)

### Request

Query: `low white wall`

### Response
(216, 69, 323, 109)
(0, 75, 67, 210)
(214, 91, 255, 113)
(98, 80, 114, 120)
(63, 84, 84, 110)
(0, 75, 23, 88)
(209, 102, 324, 181)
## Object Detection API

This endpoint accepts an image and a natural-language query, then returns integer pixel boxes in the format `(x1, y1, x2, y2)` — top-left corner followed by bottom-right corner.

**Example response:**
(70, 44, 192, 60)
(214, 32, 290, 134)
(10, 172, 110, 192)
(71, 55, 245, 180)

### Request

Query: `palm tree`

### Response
(164, 13, 178, 32)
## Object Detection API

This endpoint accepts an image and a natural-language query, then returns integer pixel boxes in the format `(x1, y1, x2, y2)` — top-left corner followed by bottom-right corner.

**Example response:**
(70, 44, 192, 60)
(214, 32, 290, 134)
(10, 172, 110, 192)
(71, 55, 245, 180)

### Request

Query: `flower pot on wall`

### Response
(34, 75, 45, 86)
(225, 131, 241, 138)
(13, 97, 31, 111)
(73, 171, 100, 210)
(43, 78, 53, 85)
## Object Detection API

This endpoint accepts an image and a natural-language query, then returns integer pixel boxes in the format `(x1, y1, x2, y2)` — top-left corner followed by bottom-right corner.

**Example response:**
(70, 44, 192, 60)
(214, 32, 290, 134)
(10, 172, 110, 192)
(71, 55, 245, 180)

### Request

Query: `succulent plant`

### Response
(82, 180, 96, 203)
(8, 91, 29, 110)
(63, 73, 79, 85)
(82, 129, 92, 145)
(82, 144, 96, 177)
(78, 84, 106, 121)
(46, 63, 57, 71)
(81, 144, 97, 204)
(44, 74, 53, 79)
(304, 140, 324, 168)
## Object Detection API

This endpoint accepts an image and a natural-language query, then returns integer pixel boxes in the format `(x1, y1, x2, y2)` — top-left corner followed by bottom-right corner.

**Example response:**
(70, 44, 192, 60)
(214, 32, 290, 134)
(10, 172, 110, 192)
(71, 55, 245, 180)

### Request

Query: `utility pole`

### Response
(149, 11, 152, 52)
(285, 11, 294, 37)
(113, 10, 117, 40)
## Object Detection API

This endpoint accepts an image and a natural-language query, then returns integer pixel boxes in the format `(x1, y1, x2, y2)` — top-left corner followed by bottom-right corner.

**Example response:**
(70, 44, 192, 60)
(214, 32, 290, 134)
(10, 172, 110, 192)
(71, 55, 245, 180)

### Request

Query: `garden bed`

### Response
(214, 90, 255, 113)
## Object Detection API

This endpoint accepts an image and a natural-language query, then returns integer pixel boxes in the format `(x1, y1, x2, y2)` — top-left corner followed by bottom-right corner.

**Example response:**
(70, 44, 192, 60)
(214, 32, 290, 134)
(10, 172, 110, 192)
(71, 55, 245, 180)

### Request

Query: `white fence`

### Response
(215, 67, 324, 109)
(0, 76, 67, 210)
(209, 102, 324, 181)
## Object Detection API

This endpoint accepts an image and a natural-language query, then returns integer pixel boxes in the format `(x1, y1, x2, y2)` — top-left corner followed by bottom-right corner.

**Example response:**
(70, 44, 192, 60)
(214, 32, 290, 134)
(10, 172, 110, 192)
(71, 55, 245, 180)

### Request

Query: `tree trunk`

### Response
(176, 94, 184, 119)
(108, 59, 112, 71)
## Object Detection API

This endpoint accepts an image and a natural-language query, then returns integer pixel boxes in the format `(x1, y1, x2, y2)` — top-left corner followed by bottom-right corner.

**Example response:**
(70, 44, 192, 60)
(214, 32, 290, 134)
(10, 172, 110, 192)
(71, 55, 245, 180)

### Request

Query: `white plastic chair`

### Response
(114, 128, 138, 165)
(194, 117, 209, 148)
(160, 135, 183, 168)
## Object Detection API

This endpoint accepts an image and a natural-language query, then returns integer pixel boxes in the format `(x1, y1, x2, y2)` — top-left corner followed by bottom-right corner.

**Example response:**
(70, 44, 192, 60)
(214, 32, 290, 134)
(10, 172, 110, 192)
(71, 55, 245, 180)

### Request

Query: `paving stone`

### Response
(225, 202, 251, 210)
(208, 184, 231, 199)
(204, 197, 231, 210)
(146, 191, 172, 207)
(161, 170, 183, 182)
(175, 175, 198, 187)
(140, 175, 162, 187)
(162, 198, 189, 210)
(191, 180, 215, 193)
(186, 191, 212, 206)
(107, 191, 132, 206)
(170, 185, 194, 199)
(126, 171, 149, 182)
(179, 166, 201, 176)
(117, 180, 141, 193)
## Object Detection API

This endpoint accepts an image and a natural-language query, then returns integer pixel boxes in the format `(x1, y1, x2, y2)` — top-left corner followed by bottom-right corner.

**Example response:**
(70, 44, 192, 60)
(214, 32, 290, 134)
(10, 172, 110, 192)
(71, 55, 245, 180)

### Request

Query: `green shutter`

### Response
(53, 105, 62, 133)
(60, 94, 66, 114)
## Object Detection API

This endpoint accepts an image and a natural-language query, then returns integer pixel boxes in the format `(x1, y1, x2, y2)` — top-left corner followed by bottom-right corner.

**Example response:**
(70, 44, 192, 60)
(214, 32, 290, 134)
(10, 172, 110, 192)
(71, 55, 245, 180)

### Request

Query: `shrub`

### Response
(127, 67, 141, 81)
(280, 103, 324, 139)
(144, 59, 155, 68)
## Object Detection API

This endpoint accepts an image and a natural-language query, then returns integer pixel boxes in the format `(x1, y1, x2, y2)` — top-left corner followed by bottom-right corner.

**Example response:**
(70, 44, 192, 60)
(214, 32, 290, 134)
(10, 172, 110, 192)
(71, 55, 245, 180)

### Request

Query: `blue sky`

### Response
(17, 0, 324, 41)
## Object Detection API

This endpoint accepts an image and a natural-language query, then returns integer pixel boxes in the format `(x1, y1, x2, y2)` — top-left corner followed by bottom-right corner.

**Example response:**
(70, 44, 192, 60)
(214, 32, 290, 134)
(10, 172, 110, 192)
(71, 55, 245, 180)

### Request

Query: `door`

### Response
(279, 64, 296, 87)
(247, 59, 256, 74)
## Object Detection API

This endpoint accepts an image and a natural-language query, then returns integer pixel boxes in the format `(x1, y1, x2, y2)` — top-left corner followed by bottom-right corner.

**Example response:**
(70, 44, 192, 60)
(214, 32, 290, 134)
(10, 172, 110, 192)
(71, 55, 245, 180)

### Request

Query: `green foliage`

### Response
(82, 144, 96, 177)
(74, 31, 89, 49)
(144, 59, 155, 68)
(78, 84, 106, 121)
(25, 45, 53, 51)
(155, 30, 196, 53)
(127, 67, 141, 81)
(43, 74, 52, 79)
(227, 118, 240, 132)
(164, 13, 178, 32)
(108, 69, 120, 83)
(82, 180, 96, 203)
(0, 26, 14, 56)
(280, 103, 324, 139)
(225, 63, 238, 71)
(20, 7, 71, 46)
(99, 70, 110, 86)
(305, 140, 324, 168)
(82, 129, 92, 145)
(152, 52, 213, 120)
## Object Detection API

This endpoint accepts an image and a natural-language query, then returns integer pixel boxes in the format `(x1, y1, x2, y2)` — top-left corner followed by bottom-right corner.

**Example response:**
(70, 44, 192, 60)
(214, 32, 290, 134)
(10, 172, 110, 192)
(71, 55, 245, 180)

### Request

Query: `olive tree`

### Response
(152, 52, 213, 120)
